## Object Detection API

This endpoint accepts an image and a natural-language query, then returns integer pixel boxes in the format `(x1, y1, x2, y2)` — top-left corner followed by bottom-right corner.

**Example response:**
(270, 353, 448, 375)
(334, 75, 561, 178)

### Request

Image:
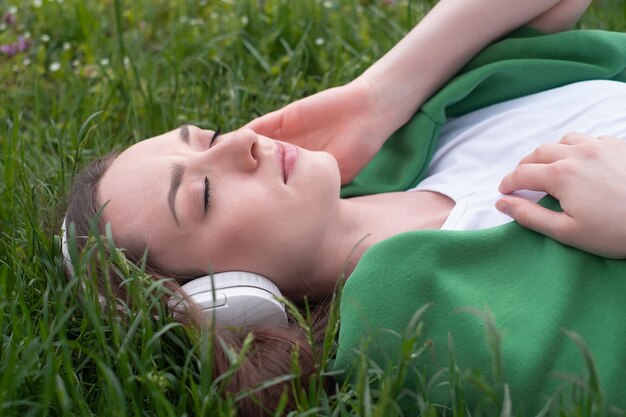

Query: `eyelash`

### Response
(204, 176, 211, 214)
(209, 126, 221, 147)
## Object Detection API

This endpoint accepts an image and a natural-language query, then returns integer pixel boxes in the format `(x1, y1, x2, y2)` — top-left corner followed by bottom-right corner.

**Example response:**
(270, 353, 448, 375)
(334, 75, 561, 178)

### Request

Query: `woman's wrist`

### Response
(347, 75, 406, 150)
(351, 0, 580, 141)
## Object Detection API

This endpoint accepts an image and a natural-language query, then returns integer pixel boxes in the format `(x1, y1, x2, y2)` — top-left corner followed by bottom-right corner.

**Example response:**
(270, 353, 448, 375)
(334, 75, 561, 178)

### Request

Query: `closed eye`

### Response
(203, 176, 211, 215)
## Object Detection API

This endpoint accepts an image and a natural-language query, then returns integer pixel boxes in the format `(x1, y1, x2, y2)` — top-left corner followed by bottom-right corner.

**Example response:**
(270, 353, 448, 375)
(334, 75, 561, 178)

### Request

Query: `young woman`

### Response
(64, 0, 626, 414)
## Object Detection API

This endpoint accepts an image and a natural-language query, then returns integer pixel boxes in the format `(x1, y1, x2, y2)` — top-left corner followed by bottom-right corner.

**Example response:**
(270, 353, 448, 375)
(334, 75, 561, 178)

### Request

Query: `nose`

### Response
(205, 128, 259, 172)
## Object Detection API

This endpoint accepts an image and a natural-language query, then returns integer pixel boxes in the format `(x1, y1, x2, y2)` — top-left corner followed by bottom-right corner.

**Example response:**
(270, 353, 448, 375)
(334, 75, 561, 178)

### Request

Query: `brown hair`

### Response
(65, 153, 331, 416)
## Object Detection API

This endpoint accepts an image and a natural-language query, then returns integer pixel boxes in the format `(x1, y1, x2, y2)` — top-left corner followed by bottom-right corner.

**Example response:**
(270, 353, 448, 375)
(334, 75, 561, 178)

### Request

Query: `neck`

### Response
(293, 190, 453, 300)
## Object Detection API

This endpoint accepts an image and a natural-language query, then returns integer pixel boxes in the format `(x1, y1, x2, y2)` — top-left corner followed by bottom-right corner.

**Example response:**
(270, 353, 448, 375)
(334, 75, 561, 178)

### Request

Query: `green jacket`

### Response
(335, 28, 626, 413)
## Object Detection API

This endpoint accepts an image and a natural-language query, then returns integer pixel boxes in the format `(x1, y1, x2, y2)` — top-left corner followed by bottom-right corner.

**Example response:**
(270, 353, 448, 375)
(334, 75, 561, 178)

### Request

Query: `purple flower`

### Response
(0, 43, 17, 56)
(3, 12, 16, 27)
(16, 36, 29, 52)
(0, 36, 30, 57)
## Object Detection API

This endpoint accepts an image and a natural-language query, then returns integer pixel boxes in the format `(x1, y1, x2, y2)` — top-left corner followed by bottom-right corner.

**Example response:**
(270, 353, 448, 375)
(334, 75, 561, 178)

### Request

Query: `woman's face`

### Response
(99, 125, 341, 295)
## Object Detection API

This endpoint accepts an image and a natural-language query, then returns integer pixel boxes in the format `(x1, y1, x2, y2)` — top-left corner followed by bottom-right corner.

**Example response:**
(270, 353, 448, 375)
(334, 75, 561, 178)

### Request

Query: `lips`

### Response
(275, 142, 298, 183)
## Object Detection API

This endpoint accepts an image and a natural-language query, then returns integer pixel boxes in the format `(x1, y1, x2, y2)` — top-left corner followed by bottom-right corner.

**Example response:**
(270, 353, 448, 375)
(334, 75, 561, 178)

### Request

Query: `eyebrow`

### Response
(179, 124, 190, 143)
(168, 163, 185, 227)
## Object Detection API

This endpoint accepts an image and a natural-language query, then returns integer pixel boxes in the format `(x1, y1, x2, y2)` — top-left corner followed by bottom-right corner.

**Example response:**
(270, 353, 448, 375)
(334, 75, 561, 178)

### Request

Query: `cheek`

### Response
(210, 201, 311, 273)
(211, 187, 283, 247)
(207, 154, 339, 271)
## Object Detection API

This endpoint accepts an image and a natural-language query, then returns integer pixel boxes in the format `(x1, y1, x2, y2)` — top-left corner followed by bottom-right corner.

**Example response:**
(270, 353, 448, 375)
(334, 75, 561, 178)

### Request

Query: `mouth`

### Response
(275, 142, 298, 184)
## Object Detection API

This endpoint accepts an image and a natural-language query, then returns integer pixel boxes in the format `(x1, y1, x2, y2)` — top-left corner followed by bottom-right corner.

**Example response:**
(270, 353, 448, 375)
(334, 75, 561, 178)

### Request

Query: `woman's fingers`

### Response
(558, 131, 595, 145)
(515, 131, 595, 166)
(498, 163, 559, 194)
(499, 134, 626, 258)
(245, 108, 285, 138)
(515, 142, 575, 166)
(496, 196, 574, 242)
(502, 132, 599, 193)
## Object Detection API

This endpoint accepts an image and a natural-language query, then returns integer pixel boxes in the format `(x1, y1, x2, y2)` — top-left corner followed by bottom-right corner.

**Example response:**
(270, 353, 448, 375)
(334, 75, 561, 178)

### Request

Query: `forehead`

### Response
(98, 129, 182, 244)
(121, 128, 181, 158)
(104, 129, 181, 194)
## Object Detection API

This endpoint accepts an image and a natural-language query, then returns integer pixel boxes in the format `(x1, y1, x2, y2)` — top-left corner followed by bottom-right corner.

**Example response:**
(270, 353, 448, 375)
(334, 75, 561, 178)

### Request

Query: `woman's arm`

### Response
(360, 0, 592, 141)
(247, 0, 591, 184)
(498, 133, 626, 259)
(527, 0, 592, 34)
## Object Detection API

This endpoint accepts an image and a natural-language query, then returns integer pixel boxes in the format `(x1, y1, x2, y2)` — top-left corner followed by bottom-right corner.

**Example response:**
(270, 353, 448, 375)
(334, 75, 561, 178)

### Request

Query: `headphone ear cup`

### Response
(181, 271, 288, 328)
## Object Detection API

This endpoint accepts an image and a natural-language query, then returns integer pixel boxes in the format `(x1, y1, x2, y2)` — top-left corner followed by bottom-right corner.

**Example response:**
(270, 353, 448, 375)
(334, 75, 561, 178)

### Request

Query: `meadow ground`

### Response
(1, 0, 625, 416)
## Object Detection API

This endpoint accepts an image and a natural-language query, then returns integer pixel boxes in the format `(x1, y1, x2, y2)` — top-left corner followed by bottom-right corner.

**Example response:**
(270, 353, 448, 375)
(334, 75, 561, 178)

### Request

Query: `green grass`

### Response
(1, 0, 626, 415)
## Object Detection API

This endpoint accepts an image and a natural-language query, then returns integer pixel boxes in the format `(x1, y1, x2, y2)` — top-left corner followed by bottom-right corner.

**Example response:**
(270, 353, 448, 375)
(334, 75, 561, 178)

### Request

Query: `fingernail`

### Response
(496, 200, 510, 216)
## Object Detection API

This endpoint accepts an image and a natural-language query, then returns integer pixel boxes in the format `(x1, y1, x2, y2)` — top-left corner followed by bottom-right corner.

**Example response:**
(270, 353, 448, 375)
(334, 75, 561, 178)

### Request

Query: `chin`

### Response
(294, 149, 340, 187)
(318, 150, 342, 185)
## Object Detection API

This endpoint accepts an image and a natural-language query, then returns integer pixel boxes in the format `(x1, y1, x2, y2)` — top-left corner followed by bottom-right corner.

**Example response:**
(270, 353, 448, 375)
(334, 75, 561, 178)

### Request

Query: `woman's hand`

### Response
(246, 80, 388, 185)
(497, 133, 626, 259)
(248, 0, 589, 184)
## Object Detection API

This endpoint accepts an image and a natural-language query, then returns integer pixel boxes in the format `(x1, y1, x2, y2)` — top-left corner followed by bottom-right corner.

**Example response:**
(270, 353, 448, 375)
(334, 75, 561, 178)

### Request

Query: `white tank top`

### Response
(408, 80, 626, 231)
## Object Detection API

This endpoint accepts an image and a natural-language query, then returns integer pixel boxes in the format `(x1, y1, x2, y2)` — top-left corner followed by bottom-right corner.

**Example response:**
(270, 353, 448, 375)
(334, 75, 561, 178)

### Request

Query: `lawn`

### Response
(1, 0, 626, 416)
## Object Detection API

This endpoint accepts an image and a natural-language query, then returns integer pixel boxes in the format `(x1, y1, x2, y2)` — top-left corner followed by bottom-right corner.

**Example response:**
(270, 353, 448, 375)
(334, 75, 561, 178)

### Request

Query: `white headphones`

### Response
(61, 217, 288, 328)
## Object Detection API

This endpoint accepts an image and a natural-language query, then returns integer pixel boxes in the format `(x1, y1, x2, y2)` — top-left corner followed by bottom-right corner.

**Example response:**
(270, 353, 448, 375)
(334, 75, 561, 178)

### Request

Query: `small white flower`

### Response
(9, 6, 17, 14)
(72, 59, 80, 67)
(240, 16, 249, 25)
(56, 0, 64, 3)
(99, 58, 109, 66)
(22, 57, 31, 66)
(0, 23, 7, 31)
(41, 34, 50, 42)
(177, 114, 187, 121)
(179, 15, 188, 24)
(123, 56, 130, 67)
(62, 41, 71, 50)
(190, 18, 204, 25)
(33, 0, 42, 7)
(49, 62, 61, 72)
(23, 31, 31, 38)
(323, 0, 332, 8)
(199, 0, 207, 5)
(314, 37, 325, 46)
